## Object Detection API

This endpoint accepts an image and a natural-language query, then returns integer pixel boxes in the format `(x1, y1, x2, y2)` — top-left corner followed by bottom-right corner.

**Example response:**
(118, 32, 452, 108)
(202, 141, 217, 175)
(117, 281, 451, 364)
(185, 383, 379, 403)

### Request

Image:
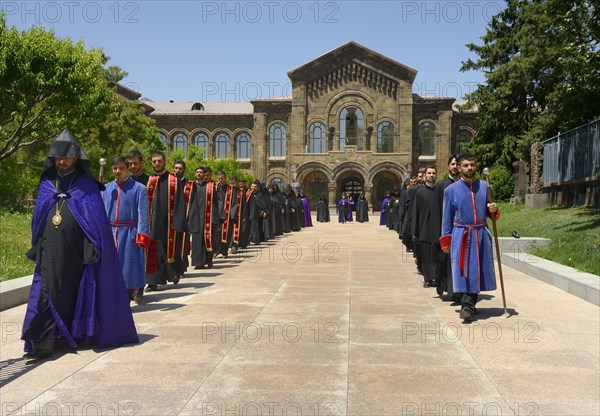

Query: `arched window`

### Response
(215, 133, 230, 158)
(339, 107, 364, 150)
(308, 123, 326, 153)
(159, 132, 167, 148)
(236, 132, 251, 159)
(456, 130, 472, 156)
(419, 122, 436, 156)
(377, 122, 394, 153)
(193, 132, 209, 156)
(269, 123, 286, 157)
(173, 132, 188, 155)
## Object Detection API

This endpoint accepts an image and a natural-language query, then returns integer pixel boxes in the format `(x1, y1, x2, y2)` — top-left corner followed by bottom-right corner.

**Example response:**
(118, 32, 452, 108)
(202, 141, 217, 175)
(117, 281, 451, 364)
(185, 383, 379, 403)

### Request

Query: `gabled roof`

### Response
(109, 81, 141, 100)
(287, 41, 417, 85)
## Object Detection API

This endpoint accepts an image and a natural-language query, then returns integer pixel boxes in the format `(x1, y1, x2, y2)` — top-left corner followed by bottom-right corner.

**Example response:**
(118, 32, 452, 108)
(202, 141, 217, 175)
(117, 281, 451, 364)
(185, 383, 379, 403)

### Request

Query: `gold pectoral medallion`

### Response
(52, 211, 62, 228)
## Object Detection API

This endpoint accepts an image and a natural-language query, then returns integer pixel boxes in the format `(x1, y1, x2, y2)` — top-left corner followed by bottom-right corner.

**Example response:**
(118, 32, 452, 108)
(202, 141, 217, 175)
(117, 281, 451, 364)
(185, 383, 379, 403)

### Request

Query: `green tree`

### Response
(81, 94, 163, 176)
(165, 145, 253, 183)
(460, 0, 600, 170)
(0, 13, 115, 160)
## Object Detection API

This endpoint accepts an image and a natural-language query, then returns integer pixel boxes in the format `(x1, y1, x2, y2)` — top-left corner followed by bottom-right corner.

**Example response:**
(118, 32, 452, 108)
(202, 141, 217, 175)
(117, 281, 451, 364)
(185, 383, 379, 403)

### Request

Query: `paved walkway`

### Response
(1, 216, 598, 415)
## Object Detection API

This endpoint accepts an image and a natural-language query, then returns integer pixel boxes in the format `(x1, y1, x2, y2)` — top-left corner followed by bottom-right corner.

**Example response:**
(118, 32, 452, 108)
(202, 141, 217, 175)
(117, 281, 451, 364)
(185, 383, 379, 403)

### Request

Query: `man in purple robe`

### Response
(337, 193, 349, 223)
(440, 154, 499, 321)
(21, 129, 138, 362)
(379, 191, 390, 226)
(102, 157, 151, 303)
(300, 190, 313, 227)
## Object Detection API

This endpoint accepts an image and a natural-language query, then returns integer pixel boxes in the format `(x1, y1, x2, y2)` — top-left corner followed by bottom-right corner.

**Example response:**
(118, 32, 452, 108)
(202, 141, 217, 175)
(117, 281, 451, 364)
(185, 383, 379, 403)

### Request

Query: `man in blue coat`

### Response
(440, 154, 499, 321)
(102, 157, 151, 303)
(22, 129, 138, 362)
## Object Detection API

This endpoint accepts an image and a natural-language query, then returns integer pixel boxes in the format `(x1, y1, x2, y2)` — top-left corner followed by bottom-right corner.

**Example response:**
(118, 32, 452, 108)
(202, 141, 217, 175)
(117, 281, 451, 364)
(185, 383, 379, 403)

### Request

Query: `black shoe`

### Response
(172, 275, 181, 285)
(194, 265, 204, 270)
(145, 284, 158, 292)
(422, 282, 430, 288)
(459, 308, 474, 321)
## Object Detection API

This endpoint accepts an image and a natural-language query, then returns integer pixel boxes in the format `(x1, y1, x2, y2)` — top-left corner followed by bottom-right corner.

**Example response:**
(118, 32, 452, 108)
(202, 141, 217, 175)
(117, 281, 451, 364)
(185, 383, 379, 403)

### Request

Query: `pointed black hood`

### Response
(42, 128, 101, 187)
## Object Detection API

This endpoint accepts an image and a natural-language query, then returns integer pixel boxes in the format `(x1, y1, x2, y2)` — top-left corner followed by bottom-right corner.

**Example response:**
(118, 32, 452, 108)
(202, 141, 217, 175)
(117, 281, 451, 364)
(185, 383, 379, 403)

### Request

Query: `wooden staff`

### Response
(99, 158, 106, 183)
(483, 167, 507, 314)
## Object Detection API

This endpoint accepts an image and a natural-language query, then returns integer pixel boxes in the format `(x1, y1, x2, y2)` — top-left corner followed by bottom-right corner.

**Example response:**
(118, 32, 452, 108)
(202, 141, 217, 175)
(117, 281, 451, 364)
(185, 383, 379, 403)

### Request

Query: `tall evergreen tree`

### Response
(461, 0, 600, 170)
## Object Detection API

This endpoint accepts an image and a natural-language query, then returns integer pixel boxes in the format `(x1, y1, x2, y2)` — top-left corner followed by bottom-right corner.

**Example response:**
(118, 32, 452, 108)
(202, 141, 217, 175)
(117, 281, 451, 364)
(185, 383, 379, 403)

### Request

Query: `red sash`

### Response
(166, 173, 177, 262)
(245, 188, 253, 202)
(204, 182, 214, 252)
(221, 185, 234, 243)
(233, 189, 243, 244)
(146, 175, 159, 274)
(182, 180, 193, 256)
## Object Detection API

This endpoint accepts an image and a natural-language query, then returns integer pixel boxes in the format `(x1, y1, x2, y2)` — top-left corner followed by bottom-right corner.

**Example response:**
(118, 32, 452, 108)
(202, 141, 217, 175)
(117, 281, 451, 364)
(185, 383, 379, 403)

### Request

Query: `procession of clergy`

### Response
(105, 149, 321, 304)
(21, 130, 499, 362)
(379, 154, 500, 321)
(113, 149, 499, 320)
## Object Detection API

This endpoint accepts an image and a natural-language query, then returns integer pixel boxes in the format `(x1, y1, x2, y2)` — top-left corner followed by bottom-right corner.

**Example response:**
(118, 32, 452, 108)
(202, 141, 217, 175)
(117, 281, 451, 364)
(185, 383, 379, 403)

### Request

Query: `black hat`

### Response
(42, 129, 98, 186)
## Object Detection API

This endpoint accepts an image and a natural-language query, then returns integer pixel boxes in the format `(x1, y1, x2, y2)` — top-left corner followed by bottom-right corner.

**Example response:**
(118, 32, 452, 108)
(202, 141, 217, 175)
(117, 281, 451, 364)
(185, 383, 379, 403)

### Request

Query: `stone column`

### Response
(364, 183, 373, 210)
(328, 183, 337, 209)
(530, 142, 544, 194)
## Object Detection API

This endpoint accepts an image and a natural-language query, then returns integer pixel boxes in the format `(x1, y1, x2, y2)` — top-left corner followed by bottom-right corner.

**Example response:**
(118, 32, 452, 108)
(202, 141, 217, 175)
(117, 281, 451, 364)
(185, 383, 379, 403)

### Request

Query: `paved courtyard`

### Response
(1, 215, 599, 415)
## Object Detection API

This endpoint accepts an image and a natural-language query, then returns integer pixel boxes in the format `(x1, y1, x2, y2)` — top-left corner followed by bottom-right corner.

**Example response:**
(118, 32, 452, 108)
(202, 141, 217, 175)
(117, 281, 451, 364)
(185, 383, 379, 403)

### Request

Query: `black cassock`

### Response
(23, 171, 88, 343)
(238, 189, 251, 248)
(147, 171, 187, 286)
(411, 184, 439, 285)
(270, 191, 284, 236)
(356, 199, 369, 222)
(316, 197, 330, 222)
(187, 181, 213, 267)
(249, 189, 270, 244)
(174, 177, 190, 275)
(433, 176, 458, 297)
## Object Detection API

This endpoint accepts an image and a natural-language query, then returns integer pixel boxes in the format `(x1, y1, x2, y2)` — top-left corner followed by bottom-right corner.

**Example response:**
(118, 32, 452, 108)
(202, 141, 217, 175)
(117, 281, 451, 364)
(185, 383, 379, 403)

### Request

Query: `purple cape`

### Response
(23, 176, 139, 351)
(301, 197, 313, 227)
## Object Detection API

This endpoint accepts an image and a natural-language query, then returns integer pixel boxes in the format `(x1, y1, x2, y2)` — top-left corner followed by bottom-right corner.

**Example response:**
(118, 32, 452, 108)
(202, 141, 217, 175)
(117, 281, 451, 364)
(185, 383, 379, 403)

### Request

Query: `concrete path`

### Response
(1, 216, 598, 415)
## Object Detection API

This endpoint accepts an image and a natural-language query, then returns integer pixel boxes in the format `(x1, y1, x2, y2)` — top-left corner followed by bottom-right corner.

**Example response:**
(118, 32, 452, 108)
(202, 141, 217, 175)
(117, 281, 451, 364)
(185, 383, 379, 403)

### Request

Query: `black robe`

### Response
(356, 199, 369, 222)
(316, 197, 330, 222)
(23, 170, 88, 343)
(238, 188, 251, 248)
(187, 180, 213, 267)
(270, 191, 284, 236)
(132, 172, 149, 186)
(147, 171, 187, 285)
(249, 189, 270, 244)
(214, 183, 238, 256)
(434, 176, 459, 297)
(411, 184, 439, 285)
(173, 177, 190, 275)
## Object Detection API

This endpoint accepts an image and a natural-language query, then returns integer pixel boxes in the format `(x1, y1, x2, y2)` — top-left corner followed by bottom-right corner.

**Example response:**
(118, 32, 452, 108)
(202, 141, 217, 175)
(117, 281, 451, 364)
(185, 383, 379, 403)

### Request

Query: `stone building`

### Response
(144, 42, 476, 208)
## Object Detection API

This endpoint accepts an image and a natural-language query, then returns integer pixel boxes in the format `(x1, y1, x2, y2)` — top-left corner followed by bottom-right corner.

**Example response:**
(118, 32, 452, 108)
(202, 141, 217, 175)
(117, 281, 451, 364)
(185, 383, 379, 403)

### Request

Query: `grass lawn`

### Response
(495, 203, 600, 276)
(0, 211, 34, 282)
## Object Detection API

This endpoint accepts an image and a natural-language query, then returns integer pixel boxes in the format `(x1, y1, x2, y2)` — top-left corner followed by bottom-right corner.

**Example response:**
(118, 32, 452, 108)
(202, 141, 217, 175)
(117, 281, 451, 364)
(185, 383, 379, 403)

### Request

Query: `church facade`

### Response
(144, 42, 476, 207)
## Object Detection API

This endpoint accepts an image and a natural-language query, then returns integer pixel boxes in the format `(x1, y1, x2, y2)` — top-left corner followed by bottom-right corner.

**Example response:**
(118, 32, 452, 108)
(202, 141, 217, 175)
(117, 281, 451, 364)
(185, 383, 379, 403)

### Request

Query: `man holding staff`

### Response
(440, 154, 499, 321)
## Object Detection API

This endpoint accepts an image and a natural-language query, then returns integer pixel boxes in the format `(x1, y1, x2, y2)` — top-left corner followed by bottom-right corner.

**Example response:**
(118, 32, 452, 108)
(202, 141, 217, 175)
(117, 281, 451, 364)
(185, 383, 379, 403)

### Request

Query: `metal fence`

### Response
(543, 119, 600, 184)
